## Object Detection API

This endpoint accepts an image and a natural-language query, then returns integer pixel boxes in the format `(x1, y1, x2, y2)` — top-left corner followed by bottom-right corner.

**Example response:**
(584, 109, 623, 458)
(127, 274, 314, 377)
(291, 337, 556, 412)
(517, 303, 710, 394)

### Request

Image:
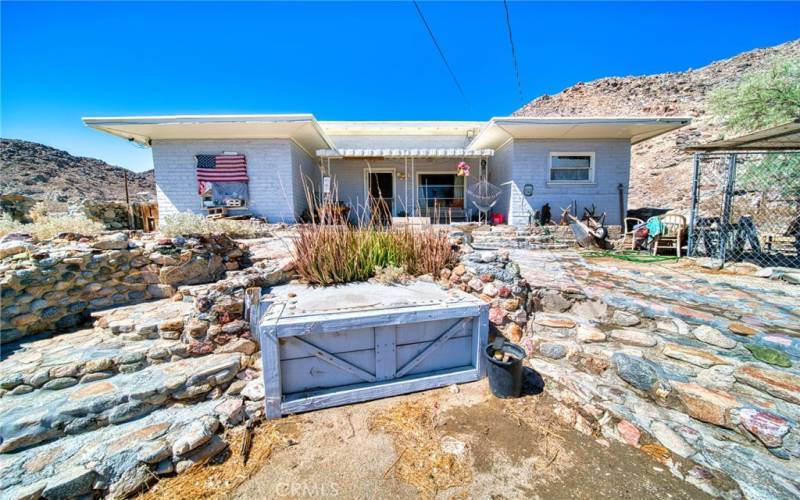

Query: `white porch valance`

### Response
(316, 148, 494, 158)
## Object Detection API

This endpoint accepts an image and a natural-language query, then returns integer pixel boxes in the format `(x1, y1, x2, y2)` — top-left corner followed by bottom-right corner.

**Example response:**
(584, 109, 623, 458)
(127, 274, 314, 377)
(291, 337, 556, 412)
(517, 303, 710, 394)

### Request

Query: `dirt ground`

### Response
(232, 377, 709, 500)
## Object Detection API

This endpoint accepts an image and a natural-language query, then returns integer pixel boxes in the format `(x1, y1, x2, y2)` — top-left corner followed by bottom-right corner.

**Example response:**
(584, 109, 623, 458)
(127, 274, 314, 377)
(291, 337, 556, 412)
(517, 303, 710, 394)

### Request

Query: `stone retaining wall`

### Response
(0, 232, 248, 344)
(440, 234, 531, 343)
(76, 201, 131, 230)
(466, 223, 622, 249)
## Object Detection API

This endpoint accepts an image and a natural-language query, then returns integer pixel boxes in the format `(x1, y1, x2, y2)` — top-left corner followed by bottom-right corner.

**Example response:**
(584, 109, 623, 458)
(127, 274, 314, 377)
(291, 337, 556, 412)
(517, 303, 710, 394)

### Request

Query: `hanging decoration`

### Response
(457, 161, 471, 177)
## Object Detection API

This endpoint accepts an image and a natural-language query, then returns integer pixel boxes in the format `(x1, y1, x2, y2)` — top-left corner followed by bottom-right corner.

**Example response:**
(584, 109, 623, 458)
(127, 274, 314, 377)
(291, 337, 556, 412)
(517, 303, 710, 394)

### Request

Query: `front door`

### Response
(367, 171, 394, 223)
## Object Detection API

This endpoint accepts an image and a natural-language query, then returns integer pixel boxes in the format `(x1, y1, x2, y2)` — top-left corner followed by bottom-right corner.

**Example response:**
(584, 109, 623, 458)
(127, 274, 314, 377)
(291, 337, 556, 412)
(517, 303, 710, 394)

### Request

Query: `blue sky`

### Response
(2, 1, 799, 172)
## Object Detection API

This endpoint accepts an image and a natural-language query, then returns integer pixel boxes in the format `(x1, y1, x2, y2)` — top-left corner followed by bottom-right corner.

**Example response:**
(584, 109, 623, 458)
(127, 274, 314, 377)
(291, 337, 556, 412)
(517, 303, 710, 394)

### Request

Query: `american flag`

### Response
(196, 154, 249, 193)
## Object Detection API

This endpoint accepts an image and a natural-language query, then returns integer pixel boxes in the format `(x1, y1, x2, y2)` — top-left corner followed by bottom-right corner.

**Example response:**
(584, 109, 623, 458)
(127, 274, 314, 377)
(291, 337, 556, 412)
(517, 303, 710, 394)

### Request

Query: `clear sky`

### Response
(2, 1, 799, 172)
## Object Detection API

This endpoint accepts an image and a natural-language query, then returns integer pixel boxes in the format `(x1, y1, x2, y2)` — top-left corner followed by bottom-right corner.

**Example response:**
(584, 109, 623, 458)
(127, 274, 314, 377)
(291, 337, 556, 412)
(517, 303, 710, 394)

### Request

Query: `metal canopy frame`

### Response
(685, 119, 800, 153)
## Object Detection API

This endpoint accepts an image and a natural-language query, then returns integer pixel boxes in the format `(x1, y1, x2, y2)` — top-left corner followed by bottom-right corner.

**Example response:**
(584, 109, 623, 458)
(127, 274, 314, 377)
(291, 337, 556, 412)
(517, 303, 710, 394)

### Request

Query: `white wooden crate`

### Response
(257, 281, 489, 418)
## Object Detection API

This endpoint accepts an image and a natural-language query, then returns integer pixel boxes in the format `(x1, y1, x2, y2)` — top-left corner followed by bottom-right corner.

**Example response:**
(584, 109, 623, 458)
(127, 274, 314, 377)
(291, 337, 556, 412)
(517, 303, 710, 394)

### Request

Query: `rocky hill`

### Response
(514, 39, 800, 210)
(0, 138, 155, 205)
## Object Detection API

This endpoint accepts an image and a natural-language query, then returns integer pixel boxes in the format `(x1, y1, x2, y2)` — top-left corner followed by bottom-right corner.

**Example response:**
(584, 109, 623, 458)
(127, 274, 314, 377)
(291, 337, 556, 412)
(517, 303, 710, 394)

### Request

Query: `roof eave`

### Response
(82, 114, 335, 150)
(467, 116, 692, 149)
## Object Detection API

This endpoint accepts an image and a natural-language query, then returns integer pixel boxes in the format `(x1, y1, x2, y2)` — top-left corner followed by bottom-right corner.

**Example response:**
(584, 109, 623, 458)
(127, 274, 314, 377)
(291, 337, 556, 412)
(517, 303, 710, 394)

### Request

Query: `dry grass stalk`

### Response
(292, 224, 457, 285)
(0, 212, 105, 240)
(138, 419, 299, 500)
(369, 402, 471, 499)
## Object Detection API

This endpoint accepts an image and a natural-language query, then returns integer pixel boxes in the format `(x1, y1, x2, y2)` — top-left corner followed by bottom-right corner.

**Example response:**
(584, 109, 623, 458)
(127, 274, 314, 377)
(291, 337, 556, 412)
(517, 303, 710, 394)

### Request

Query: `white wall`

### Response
(488, 141, 513, 223)
(150, 137, 632, 226)
(290, 142, 320, 219)
(151, 139, 299, 223)
(507, 139, 631, 226)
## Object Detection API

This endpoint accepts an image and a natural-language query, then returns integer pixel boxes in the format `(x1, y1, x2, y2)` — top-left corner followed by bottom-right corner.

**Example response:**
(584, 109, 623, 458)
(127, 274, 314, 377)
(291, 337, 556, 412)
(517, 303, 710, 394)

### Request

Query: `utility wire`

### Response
(503, 0, 524, 103)
(411, 0, 470, 108)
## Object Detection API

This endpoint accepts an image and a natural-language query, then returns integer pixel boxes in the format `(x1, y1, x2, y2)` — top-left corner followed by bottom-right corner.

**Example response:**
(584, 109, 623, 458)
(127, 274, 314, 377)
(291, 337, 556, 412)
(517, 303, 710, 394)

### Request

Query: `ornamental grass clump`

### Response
(292, 224, 457, 285)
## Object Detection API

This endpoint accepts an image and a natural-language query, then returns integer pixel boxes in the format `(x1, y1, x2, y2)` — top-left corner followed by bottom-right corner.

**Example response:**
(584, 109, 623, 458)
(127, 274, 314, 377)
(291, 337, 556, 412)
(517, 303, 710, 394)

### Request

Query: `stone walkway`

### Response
(511, 247, 800, 498)
(0, 296, 265, 498)
(0, 301, 194, 399)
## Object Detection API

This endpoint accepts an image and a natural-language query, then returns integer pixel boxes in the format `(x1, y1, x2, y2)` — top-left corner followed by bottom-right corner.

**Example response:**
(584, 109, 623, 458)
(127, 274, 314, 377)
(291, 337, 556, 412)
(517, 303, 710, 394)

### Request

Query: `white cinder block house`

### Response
(83, 114, 689, 226)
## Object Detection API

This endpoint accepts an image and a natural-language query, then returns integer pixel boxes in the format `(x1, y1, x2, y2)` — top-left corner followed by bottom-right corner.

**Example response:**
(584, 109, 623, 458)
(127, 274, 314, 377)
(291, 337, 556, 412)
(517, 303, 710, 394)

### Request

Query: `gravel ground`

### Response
(234, 379, 709, 499)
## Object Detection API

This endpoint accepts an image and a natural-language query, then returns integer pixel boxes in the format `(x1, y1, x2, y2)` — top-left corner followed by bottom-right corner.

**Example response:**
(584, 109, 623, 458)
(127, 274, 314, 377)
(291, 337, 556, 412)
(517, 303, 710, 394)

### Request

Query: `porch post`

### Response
(687, 153, 700, 256)
(719, 153, 738, 263)
(411, 157, 416, 216)
(404, 158, 409, 216)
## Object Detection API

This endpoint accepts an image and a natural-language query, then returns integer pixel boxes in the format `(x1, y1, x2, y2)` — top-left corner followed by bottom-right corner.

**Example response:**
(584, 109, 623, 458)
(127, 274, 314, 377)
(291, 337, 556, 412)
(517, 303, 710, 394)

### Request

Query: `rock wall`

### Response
(169, 257, 294, 359)
(440, 236, 531, 343)
(76, 201, 131, 230)
(0, 194, 37, 223)
(465, 223, 622, 250)
(0, 232, 248, 344)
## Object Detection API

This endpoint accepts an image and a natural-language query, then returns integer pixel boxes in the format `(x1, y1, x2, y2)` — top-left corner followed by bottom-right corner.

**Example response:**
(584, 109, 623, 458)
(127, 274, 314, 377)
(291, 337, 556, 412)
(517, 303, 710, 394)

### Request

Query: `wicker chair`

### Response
(652, 215, 688, 257)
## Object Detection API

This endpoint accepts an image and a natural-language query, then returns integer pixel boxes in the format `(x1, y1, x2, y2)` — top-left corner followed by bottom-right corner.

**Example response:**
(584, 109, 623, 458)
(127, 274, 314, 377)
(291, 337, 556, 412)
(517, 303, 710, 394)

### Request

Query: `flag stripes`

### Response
(196, 154, 249, 183)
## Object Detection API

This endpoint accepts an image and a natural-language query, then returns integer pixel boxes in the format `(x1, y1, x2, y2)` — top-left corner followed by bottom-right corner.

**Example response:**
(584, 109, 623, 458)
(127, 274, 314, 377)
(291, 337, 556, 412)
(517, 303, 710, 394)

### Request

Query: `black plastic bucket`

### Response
(485, 339, 526, 398)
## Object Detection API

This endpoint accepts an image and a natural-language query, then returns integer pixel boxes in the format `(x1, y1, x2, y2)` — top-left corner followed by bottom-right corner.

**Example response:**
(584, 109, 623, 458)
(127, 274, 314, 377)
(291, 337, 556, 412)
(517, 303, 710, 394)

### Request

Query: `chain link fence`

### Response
(688, 152, 800, 268)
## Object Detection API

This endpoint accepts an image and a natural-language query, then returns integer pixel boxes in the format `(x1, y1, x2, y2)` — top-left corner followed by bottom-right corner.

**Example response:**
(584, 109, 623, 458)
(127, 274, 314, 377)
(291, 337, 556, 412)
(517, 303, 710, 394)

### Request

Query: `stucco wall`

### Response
(151, 139, 298, 223)
(508, 139, 631, 226)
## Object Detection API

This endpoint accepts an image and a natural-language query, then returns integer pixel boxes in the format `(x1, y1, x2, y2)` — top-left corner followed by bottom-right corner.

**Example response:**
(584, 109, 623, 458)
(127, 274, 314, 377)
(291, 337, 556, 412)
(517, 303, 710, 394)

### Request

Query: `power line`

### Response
(411, 0, 470, 108)
(503, 0, 524, 103)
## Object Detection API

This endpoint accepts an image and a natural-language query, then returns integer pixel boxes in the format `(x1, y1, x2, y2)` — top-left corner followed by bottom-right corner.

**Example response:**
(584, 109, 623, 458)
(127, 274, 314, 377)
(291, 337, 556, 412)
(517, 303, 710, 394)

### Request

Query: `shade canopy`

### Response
(685, 119, 800, 152)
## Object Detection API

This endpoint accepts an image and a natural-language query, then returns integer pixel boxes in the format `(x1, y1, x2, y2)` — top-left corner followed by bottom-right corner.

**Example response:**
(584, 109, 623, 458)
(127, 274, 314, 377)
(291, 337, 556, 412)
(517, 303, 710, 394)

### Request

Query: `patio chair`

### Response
(651, 214, 688, 257)
(620, 217, 645, 250)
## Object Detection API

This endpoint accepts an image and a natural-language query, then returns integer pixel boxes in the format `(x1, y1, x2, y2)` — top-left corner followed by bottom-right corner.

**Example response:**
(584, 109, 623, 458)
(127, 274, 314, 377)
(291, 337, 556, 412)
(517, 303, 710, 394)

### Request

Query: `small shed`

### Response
(256, 281, 489, 418)
(685, 119, 800, 267)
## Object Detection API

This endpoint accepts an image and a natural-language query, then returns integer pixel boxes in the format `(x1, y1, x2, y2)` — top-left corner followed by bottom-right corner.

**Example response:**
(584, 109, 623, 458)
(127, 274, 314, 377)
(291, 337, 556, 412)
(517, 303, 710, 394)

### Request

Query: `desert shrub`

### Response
(293, 225, 457, 285)
(710, 56, 800, 132)
(0, 213, 104, 240)
(0, 214, 25, 237)
(29, 202, 49, 223)
(159, 212, 272, 239)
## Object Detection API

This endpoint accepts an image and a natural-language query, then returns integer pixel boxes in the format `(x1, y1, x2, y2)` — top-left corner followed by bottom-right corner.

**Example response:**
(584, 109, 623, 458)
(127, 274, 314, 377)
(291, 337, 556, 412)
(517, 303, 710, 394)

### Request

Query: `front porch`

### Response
(316, 149, 494, 224)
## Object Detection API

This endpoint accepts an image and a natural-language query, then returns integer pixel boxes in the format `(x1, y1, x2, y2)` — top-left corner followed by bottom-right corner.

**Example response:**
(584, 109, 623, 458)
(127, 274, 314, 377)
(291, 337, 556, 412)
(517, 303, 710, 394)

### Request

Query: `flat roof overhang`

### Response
(82, 114, 334, 152)
(319, 121, 485, 137)
(468, 116, 692, 150)
(685, 119, 800, 152)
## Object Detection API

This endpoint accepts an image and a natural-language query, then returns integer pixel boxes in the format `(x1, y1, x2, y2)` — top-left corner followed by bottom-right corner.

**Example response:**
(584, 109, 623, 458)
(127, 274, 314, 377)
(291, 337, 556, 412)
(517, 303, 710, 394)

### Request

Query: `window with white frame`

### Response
(549, 152, 595, 183)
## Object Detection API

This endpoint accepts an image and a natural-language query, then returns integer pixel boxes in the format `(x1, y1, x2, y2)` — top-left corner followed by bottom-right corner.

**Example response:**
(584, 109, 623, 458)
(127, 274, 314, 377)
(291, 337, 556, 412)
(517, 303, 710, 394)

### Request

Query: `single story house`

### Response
(83, 114, 689, 226)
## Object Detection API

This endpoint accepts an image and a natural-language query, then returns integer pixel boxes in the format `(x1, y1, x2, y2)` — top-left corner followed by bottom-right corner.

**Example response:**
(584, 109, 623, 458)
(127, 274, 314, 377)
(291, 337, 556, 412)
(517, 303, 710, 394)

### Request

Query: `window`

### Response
(549, 152, 594, 183)
(417, 174, 465, 208)
(196, 153, 250, 208)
